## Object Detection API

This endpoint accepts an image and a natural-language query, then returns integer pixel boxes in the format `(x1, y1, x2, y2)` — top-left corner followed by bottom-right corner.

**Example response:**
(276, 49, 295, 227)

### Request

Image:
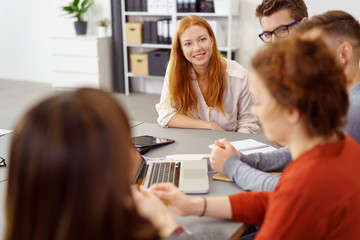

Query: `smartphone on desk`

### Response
(132, 135, 175, 148)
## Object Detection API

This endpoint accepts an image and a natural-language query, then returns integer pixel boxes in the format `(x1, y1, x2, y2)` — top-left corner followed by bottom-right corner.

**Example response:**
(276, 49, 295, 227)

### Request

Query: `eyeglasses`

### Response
(0, 157, 6, 167)
(258, 20, 300, 43)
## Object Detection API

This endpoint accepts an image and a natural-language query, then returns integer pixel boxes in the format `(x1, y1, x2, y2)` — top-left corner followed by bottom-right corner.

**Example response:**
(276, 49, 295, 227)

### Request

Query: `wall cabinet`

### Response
(51, 36, 113, 91)
(120, 0, 241, 95)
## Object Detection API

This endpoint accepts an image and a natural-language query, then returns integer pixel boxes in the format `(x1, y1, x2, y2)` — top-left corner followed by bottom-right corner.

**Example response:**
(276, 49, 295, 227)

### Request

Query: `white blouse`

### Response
(155, 58, 259, 134)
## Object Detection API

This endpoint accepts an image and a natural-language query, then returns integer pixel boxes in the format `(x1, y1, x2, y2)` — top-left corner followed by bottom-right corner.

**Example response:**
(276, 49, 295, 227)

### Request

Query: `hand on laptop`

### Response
(210, 138, 241, 173)
(131, 185, 179, 238)
(149, 183, 205, 217)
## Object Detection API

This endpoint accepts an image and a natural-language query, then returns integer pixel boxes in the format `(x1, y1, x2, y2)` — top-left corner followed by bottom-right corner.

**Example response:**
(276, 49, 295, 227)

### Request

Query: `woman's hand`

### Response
(210, 138, 241, 173)
(132, 186, 179, 238)
(149, 183, 204, 217)
(208, 121, 225, 131)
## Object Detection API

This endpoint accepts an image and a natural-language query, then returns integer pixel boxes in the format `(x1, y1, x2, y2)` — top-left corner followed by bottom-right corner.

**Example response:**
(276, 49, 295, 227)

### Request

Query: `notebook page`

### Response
(209, 139, 277, 155)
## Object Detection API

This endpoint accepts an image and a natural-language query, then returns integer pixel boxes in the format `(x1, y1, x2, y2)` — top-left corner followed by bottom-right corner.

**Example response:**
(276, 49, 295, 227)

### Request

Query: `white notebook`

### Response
(209, 139, 277, 155)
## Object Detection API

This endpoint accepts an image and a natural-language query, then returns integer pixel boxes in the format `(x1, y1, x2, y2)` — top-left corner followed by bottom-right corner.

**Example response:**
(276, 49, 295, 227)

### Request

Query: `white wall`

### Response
(0, 0, 52, 83)
(0, 0, 359, 84)
(0, 0, 111, 84)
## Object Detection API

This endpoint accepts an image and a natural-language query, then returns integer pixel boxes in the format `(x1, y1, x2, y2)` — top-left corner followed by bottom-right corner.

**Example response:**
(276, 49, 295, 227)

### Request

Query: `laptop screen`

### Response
(133, 149, 147, 185)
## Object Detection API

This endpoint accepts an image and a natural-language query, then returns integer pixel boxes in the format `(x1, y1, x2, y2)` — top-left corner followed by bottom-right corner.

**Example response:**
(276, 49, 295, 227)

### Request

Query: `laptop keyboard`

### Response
(148, 162, 180, 188)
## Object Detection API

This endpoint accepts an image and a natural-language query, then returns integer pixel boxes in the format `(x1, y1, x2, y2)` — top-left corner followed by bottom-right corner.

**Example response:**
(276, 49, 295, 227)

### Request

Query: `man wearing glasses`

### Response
(256, 0, 308, 43)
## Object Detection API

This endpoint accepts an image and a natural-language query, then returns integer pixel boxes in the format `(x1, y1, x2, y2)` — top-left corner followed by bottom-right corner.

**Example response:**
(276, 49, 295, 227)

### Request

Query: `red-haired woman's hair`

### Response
(167, 15, 226, 116)
(251, 36, 349, 138)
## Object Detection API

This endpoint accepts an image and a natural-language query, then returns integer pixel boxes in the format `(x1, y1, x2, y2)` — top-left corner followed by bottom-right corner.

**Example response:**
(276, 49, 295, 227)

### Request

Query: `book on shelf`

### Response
(143, 21, 152, 43)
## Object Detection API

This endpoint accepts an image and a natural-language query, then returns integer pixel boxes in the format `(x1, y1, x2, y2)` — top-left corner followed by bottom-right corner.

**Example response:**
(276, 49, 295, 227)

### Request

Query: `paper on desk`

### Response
(142, 154, 210, 162)
(166, 154, 210, 161)
(0, 129, 12, 137)
(209, 139, 276, 155)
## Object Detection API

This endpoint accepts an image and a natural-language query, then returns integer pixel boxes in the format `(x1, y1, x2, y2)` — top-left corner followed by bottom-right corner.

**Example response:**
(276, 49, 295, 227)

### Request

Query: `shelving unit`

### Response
(120, 0, 241, 95)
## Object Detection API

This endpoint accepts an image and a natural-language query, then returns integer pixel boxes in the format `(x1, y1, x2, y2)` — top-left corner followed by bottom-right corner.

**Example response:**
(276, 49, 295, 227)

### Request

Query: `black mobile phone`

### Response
(132, 135, 175, 148)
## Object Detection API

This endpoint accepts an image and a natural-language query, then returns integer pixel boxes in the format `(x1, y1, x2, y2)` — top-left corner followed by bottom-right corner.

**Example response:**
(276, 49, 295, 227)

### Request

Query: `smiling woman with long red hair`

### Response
(156, 15, 259, 133)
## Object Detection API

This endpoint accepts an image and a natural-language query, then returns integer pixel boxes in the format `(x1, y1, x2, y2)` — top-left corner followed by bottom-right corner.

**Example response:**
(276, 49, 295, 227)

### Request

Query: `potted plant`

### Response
(61, 0, 94, 35)
(97, 18, 111, 37)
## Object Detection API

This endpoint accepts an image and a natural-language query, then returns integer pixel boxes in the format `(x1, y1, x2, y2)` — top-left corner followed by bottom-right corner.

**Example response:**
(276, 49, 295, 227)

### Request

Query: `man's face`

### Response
(260, 9, 297, 43)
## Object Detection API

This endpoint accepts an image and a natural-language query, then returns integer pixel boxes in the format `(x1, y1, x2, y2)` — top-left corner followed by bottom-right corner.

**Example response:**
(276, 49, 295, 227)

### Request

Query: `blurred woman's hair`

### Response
(251, 36, 349, 138)
(5, 88, 158, 240)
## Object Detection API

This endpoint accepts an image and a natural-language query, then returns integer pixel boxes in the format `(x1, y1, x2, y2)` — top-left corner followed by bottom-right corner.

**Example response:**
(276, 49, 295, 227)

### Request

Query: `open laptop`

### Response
(134, 153, 209, 194)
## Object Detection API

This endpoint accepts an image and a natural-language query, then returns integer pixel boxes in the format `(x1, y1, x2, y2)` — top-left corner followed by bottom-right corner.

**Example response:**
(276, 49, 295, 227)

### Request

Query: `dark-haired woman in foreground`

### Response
(150, 36, 360, 239)
(4, 88, 224, 240)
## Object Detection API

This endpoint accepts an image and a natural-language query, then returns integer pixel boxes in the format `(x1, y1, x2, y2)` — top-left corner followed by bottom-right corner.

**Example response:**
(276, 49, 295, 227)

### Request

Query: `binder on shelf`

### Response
(183, 0, 190, 12)
(141, 0, 148, 11)
(126, 0, 135, 11)
(169, 20, 174, 42)
(156, 19, 171, 44)
(157, 20, 164, 44)
(150, 21, 158, 43)
(134, 0, 142, 11)
(163, 19, 170, 44)
(144, 21, 152, 43)
(177, 0, 184, 12)
(198, 0, 214, 12)
(189, 0, 196, 12)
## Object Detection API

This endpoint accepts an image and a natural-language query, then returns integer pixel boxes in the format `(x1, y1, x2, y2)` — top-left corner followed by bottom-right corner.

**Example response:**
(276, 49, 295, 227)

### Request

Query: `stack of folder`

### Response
(125, 0, 148, 11)
(143, 19, 173, 44)
(177, 0, 214, 12)
(125, 0, 215, 13)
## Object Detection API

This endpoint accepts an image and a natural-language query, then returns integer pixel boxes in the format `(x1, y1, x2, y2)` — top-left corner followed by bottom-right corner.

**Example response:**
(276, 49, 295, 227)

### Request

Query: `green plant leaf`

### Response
(74, 0, 80, 8)
(60, 0, 93, 22)
(62, 6, 75, 13)
(81, 0, 89, 9)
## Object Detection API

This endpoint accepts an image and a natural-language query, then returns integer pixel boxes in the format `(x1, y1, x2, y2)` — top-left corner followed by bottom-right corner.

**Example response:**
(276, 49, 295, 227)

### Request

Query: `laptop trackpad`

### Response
(184, 169, 206, 178)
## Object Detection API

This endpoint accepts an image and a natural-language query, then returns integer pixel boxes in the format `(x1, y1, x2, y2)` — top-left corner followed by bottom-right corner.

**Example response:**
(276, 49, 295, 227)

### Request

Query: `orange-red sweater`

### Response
(229, 135, 360, 240)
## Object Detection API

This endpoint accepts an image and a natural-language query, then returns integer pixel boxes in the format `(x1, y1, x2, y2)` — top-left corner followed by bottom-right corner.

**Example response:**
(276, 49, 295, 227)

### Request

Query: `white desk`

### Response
(132, 122, 278, 239)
